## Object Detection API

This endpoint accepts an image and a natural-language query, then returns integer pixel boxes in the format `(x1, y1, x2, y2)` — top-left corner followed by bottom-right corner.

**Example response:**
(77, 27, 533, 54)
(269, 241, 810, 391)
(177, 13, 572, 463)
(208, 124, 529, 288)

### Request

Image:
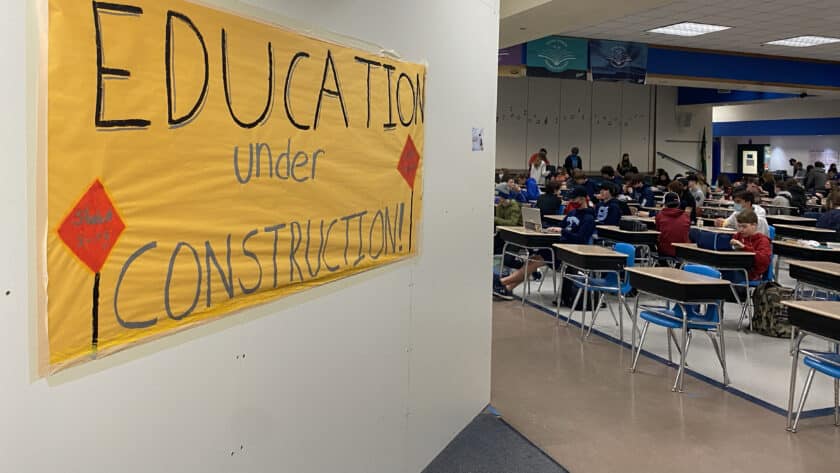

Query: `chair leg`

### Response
(566, 287, 582, 327)
(607, 300, 619, 327)
(668, 329, 683, 357)
(631, 321, 650, 373)
(618, 295, 624, 345)
(586, 293, 605, 338)
(791, 368, 816, 433)
(707, 329, 730, 386)
(666, 329, 673, 364)
(672, 330, 693, 393)
(787, 333, 804, 432)
(835, 378, 839, 427)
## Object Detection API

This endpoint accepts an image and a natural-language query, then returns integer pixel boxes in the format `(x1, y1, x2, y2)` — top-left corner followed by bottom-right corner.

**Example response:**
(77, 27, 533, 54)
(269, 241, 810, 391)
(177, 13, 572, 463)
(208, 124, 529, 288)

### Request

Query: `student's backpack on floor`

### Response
(751, 282, 794, 338)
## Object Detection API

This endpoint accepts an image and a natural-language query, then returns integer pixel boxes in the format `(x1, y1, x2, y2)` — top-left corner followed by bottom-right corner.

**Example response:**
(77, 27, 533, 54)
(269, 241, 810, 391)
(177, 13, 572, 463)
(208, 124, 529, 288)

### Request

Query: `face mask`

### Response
(734, 203, 743, 212)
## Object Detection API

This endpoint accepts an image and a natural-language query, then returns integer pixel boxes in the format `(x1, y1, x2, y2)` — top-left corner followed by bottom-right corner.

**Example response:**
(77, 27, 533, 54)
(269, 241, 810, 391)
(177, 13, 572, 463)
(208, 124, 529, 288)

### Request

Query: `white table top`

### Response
(782, 301, 840, 322)
(553, 243, 625, 257)
(597, 225, 660, 235)
(672, 242, 755, 256)
(625, 267, 731, 286)
(496, 226, 564, 236)
(788, 260, 840, 276)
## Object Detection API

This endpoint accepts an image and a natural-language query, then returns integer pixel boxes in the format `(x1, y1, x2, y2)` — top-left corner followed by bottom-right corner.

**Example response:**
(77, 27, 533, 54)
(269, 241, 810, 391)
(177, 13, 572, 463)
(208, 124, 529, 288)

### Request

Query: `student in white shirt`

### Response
(528, 148, 550, 184)
(715, 190, 770, 236)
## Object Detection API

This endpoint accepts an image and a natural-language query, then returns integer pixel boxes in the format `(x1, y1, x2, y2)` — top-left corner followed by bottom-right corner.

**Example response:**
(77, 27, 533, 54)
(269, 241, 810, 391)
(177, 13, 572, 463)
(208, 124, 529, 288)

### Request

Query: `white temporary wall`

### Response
(0, 1, 498, 472)
(495, 77, 655, 173)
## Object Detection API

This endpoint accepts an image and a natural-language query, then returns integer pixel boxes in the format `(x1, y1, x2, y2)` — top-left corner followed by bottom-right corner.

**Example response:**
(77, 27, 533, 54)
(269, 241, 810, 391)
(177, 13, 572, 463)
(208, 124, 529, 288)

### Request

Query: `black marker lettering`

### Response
(354, 56, 381, 128)
(166, 11, 209, 127)
(396, 73, 416, 127)
(233, 144, 254, 184)
(322, 219, 340, 272)
(221, 29, 274, 128)
(382, 64, 397, 130)
(284, 52, 310, 130)
(314, 50, 349, 129)
(92, 2, 150, 128)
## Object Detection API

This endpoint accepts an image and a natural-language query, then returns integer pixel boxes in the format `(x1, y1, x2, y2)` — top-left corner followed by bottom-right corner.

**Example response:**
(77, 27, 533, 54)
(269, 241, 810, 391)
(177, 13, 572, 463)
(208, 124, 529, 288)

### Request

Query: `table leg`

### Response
(522, 249, 531, 308)
(675, 303, 689, 393)
(556, 264, 567, 325)
(631, 291, 640, 361)
(581, 276, 589, 338)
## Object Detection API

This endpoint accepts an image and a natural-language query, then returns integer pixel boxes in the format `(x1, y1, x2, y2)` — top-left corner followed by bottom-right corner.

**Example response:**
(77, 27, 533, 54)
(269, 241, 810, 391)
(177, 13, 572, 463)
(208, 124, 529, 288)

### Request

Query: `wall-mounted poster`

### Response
(590, 40, 648, 84)
(525, 36, 588, 79)
(42, 0, 426, 373)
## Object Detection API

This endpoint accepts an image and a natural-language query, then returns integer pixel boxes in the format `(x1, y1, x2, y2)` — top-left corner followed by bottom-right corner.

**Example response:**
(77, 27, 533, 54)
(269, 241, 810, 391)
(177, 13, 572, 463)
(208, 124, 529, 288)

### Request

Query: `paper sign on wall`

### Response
(43, 0, 426, 373)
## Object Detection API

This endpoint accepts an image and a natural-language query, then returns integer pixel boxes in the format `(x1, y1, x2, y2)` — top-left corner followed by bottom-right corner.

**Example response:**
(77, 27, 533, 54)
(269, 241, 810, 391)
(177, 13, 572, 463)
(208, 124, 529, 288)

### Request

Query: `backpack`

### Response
(751, 282, 794, 338)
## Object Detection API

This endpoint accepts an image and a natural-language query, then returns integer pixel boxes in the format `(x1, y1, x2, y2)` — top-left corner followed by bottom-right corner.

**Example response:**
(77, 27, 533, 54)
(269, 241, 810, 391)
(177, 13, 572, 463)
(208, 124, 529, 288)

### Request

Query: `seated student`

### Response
(629, 174, 655, 207)
(601, 165, 623, 187)
(509, 181, 528, 203)
(535, 181, 563, 224)
(687, 174, 706, 208)
(523, 176, 542, 201)
(770, 179, 795, 215)
(655, 169, 671, 190)
(572, 169, 597, 201)
(595, 182, 624, 226)
(668, 180, 697, 223)
(493, 188, 595, 299)
(817, 188, 840, 231)
(655, 192, 690, 260)
(715, 190, 770, 236)
(729, 209, 772, 282)
(493, 190, 522, 254)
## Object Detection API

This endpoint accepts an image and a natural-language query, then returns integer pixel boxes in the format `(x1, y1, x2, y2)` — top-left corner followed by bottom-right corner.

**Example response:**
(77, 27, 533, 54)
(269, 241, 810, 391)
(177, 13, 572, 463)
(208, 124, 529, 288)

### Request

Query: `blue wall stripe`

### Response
(678, 87, 797, 106)
(649, 47, 840, 88)
(713, 117, 840, 137)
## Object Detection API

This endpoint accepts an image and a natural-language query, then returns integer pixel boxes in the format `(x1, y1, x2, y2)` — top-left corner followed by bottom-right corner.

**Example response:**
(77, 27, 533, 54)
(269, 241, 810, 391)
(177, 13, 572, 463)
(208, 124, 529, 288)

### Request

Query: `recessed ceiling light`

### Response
(765, 36, 840, 47)
(647, 22, 731, 37)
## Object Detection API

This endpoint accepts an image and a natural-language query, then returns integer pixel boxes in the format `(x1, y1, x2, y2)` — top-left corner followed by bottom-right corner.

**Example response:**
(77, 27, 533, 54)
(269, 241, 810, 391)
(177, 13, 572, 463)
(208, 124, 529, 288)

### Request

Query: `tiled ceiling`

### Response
(561, 0, 840, 61)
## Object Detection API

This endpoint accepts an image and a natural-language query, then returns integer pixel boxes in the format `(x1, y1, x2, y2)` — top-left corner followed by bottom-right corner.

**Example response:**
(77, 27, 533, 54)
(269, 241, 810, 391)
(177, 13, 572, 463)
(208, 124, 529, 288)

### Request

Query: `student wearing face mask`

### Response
(715, 191, 770, 236)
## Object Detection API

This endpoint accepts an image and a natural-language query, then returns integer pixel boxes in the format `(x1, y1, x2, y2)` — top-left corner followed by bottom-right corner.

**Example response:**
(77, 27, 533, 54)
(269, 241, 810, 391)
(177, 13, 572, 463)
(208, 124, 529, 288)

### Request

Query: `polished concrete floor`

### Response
(492, 301, 840, 473)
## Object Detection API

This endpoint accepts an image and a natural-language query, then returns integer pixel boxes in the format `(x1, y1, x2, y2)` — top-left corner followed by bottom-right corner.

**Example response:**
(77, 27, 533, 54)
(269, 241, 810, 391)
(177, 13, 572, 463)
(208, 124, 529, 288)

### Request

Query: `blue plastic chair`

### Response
(789, 351, 840, 432)
(568, 243, 635, 343)
(631, 264, 729, 389)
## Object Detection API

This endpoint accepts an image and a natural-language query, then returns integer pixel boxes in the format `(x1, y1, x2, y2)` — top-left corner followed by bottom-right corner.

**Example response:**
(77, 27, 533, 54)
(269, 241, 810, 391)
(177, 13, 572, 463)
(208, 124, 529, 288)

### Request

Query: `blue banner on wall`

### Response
(590, 40, 647, 83)
(526, 36, 588, 78)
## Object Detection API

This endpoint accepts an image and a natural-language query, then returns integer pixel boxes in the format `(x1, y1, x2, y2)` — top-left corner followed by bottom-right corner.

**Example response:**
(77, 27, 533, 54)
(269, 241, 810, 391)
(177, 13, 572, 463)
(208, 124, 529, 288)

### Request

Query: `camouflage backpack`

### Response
(751, 282, 794, 338)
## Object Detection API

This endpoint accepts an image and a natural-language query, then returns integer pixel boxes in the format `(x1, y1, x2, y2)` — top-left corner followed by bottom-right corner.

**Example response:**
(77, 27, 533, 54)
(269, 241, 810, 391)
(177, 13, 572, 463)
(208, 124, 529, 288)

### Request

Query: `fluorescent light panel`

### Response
(648, 22, 730, 37)
(765, 36, 840, 47)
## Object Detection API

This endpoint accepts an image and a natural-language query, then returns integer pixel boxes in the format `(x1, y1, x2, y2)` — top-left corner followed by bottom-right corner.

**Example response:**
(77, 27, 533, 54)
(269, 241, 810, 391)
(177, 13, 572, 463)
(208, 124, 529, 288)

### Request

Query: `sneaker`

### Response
(493, 274, 515, 300)
(532, 271, 542, 281)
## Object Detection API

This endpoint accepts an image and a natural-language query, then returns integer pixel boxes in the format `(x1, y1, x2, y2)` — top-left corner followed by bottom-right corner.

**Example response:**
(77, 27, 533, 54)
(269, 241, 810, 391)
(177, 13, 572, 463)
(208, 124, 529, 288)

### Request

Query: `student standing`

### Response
(805, 162, 828, 192)
(563, 147, 583, 175)
(528, 148, 550, 184)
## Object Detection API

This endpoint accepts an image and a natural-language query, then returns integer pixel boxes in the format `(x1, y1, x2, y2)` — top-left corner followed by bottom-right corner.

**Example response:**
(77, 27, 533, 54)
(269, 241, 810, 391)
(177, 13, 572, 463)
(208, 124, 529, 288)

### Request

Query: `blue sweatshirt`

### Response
(560, 207, 596, 244)
(523, 178, 541, 201)
(634, 185, 655, 208)
(595, 198, 623, 226)
(575, 181, 598, 201)
(817, 209, 840, 231)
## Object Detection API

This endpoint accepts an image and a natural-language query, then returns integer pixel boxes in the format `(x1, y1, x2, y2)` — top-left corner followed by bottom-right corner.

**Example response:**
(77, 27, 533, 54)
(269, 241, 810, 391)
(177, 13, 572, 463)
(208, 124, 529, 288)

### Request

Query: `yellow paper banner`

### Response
(44, 0, 425, 372)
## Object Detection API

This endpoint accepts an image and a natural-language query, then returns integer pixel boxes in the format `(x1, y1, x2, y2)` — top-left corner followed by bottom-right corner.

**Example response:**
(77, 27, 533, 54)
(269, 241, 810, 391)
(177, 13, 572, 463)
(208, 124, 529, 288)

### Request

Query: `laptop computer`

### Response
(522, 206, 545, 232)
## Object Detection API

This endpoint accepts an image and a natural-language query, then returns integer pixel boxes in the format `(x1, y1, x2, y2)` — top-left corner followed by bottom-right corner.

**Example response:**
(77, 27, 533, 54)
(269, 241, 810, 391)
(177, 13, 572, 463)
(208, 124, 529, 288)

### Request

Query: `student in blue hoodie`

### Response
(595, 182, 623, 226)
(494, 188, 596, 299)
(523, 177, 542, 201)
